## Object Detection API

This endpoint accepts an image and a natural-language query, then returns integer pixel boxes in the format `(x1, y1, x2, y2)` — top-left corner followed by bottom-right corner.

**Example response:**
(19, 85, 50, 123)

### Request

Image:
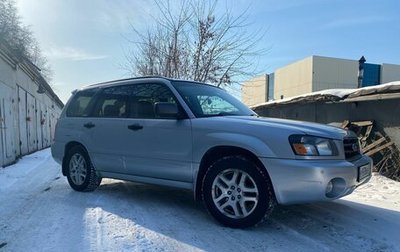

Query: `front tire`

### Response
(202, 156, 275, 228)
(65, 145, 102, 192)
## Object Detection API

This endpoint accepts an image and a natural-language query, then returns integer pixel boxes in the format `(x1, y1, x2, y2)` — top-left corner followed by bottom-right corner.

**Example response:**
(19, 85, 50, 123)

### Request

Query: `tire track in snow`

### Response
(268, 204, 394, 252)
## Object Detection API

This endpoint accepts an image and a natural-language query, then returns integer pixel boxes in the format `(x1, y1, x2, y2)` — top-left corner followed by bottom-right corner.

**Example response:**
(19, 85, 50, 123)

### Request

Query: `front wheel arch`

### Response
(201, 155, 276, 228)
(195, 146, 276, 202)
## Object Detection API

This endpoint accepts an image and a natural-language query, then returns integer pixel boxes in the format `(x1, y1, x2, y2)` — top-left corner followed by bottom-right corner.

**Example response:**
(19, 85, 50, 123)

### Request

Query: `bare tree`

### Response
(0, 0, 53, 82)
(124, 0, 266, 87)
(29, 40, 54, 83)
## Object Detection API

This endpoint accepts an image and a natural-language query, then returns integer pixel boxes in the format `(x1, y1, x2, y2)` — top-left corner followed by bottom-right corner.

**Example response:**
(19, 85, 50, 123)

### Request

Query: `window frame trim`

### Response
(78, 81, 190, 120)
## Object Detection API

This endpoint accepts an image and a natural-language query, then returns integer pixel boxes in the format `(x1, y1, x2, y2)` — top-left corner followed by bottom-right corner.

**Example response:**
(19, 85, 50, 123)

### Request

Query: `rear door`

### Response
(86, 86, 130, 173)
(61, 89, 98, 160)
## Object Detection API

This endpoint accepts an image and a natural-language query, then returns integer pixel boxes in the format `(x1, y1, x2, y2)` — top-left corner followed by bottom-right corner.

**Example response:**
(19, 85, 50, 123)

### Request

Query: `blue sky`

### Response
(16, 0, 400, 103)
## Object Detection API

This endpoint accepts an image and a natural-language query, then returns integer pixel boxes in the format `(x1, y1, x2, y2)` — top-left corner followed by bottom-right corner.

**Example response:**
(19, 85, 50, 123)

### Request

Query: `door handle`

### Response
(83, 122, 95, 129)
(128, 124, 143, 131)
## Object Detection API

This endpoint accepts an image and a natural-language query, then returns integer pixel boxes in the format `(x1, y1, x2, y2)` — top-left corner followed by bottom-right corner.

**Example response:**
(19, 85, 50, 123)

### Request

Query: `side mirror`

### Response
(154, 102, 179, 119)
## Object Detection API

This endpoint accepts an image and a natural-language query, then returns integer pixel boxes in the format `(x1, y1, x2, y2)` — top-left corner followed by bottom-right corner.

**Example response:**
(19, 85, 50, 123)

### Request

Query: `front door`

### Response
(90, 83, 193, 183)
(123, 117, 192, 182)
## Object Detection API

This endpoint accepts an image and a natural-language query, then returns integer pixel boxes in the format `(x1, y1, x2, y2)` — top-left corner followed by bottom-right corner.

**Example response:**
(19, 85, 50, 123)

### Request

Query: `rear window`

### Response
(66, 90, 97, 117)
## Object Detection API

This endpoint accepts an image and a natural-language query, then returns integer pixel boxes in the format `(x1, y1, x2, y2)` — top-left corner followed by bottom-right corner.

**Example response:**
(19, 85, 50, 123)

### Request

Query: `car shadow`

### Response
(80, 179, 400, 251)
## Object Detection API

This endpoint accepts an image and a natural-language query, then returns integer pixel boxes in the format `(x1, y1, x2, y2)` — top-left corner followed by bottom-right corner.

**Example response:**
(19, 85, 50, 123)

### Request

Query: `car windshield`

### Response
(172, 81, 256, 118)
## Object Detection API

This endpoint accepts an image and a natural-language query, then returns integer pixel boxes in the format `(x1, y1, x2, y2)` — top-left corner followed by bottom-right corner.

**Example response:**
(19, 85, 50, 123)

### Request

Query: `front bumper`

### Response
(260, 155, 372, 205)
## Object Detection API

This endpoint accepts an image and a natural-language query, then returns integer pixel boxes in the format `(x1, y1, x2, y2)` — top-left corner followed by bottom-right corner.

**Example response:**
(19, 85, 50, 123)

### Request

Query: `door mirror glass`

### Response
(155, 102, 178, 119)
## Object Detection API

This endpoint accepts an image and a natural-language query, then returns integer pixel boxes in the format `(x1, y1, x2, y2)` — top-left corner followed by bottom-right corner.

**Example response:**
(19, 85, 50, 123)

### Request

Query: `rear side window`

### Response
(92, 86, 129, 118)
(66, 90, 97, 117)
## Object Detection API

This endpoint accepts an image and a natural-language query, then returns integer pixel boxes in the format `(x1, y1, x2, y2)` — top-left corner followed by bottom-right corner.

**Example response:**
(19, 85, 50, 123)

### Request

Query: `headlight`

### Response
(289, 135, 338, 156)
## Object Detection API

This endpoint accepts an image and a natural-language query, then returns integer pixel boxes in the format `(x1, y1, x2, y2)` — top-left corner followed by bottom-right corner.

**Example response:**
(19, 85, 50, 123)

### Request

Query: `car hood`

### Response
(219, 116, 351, 140)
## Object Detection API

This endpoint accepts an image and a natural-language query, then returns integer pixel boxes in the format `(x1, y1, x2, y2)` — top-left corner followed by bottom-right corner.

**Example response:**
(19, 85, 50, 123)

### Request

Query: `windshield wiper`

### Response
(199, 112, 241, 117)
(200, 112, 255, 118)
(217, 112, 242, 116)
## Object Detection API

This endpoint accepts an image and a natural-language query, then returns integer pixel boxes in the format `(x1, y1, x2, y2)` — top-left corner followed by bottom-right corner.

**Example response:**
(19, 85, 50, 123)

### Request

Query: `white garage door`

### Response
(0, 84, 16, 166)
(26, 93, 37, 153)
(18, 86, 28, 155)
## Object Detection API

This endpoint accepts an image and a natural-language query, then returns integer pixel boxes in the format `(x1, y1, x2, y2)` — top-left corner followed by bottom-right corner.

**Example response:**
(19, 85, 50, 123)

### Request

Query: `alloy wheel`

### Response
(211, 168, 259, 219)
(69, 153, 87, 185)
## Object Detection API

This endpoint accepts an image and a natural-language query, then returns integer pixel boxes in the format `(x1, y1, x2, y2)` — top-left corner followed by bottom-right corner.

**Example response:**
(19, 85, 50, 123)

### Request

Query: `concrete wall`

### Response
(273, 56, 313, 100)
(0, 52, 63, 167)
(312, 56, 358, 91)
(381, 63, 400, 83)
(253, 97, 400, 149)
(242, 74, 268, 106)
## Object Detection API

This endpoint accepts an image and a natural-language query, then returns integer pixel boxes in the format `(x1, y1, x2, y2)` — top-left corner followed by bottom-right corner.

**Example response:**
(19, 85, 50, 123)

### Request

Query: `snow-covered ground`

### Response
(1, 149, 399, 252)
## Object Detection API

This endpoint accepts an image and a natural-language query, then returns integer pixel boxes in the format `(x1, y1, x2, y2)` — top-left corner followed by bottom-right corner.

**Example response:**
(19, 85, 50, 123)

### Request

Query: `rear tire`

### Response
(65, 145, 102, 192)
(202, 156, 275, 228)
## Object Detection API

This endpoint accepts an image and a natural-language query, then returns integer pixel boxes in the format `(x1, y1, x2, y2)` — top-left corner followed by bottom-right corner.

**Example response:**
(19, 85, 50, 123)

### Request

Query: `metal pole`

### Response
(358, 56, 366, 88)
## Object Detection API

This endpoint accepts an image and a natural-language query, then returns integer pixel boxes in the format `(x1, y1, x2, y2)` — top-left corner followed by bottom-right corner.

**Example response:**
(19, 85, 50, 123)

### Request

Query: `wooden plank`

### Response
(362, 137, 386, 153)
(341, 120, 349, 128)
(365, 141, 394, 156)
(352, 120, 373, 127)
(362, 125, 373, 140)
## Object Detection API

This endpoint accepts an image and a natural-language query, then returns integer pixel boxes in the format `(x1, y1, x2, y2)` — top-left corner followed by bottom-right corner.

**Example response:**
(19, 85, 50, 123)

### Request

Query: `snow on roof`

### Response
(347, 81, 400, 98)
(251, 81, 400, 109)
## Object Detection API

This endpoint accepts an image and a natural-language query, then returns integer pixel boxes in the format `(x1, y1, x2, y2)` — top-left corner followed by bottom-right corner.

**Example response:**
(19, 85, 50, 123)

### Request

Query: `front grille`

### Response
(343, 137, 361, 160)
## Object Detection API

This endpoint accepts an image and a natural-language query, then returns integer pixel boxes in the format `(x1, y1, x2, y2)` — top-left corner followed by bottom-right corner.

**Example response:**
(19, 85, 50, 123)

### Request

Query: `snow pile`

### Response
(345, 172, 400, 210)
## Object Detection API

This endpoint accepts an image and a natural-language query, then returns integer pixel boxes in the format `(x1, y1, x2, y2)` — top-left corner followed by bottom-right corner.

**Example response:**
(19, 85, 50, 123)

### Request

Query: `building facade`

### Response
(0, 41, 63, 167)
(242, 74, 268, 106)
(242, 55, 400, 106)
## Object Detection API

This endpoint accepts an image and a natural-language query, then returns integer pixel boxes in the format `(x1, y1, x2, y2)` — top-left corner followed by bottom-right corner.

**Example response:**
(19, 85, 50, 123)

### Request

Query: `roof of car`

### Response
(76, 76, 222, 92)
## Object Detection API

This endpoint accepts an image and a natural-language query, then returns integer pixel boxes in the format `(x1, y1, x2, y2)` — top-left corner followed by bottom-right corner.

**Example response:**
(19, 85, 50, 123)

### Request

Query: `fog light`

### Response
(325, 178, 346, 198)
(326, 181, 333, 194)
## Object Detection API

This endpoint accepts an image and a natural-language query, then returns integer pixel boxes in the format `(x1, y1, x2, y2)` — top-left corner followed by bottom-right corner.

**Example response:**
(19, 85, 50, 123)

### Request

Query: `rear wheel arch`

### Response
(64, 144, 102, 192)
(62, 141, 88, 176)
(195, 146, 275, 201)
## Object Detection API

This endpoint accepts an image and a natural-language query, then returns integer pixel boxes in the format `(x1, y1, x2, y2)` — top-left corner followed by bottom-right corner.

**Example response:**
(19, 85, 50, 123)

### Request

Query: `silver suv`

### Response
(52, 77, 372, 228)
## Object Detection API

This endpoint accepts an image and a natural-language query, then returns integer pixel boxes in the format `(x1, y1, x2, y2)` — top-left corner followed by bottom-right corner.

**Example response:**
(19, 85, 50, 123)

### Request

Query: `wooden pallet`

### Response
(341, 120, 400, 181)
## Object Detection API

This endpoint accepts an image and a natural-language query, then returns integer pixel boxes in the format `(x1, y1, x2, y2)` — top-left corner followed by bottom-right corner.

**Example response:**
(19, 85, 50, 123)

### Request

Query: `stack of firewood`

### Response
(341, 120, 400, 181)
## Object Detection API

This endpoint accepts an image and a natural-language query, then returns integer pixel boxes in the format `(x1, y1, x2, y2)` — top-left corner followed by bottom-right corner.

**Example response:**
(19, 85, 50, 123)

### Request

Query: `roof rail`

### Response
(87, 76, 172, 87)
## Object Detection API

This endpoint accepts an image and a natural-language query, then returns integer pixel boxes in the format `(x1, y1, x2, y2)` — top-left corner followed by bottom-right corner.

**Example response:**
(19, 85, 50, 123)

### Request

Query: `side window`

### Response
(92, 86, 129, 118)
(197, 95, 239, 115)
(66, 90, 96, 117)
(129, 83, 177, 119)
